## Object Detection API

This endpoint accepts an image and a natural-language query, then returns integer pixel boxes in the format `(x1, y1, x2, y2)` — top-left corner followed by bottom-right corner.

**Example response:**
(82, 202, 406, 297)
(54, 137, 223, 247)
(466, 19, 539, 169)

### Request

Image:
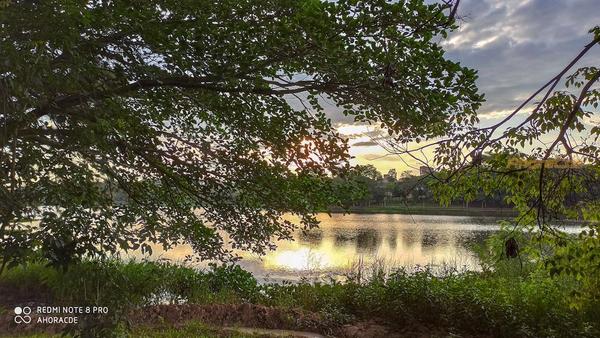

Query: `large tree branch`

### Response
(0, 75, 339, 150)
(543, 70, 600, 160)
(384, 35, 600, 171)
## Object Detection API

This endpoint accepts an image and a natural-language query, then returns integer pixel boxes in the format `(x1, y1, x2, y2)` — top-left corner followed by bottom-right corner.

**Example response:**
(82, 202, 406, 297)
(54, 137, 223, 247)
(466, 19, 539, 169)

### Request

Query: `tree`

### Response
(383, 26, 600, 306)
(352, 165, 383, 181)
(384, 168, 397, 182)
(0, 0, 482, 270)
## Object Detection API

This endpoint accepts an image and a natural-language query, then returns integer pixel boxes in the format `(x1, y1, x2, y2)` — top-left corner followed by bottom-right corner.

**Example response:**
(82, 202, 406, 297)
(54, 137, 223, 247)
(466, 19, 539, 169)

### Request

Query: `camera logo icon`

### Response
(14, 307, 32, 324)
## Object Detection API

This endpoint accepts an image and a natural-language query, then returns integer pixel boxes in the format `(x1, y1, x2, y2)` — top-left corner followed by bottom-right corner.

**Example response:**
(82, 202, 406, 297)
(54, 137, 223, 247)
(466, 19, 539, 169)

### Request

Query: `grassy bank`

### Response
(1, 259, 598, 337)
(329, 205, 518, 217)
(8, 322, 265, 338)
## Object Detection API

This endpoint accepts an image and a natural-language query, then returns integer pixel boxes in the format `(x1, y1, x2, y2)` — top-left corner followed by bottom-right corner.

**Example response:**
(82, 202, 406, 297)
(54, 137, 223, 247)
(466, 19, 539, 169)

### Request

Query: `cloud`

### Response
(583, 115, 600, 126)
(335, 0, 599, 173)
(362, 154, 402, 162)
(335, 123, 385, 138)
(446, 0, 600, 120)
(351, 141, 380, 147)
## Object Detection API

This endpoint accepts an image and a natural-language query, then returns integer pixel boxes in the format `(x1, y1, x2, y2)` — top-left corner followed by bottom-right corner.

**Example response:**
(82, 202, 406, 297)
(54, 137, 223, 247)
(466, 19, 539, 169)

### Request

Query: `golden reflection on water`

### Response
(249, 224, 484, 276)
(133, 214, 502, 280)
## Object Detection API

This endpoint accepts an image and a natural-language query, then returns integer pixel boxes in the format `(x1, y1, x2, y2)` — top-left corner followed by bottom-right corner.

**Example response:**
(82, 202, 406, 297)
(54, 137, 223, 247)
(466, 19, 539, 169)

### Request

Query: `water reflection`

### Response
(356, 229, 381, 254)
(239, 214, 506, 280)
(387, 229, 397, 249)
(132, 214, 509, 281)
(298, 229, 323, 245)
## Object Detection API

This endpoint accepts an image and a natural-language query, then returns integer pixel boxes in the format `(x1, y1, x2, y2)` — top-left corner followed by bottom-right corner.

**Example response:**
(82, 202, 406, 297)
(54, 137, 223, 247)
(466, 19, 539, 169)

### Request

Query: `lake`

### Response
(134, 213, 520, 282)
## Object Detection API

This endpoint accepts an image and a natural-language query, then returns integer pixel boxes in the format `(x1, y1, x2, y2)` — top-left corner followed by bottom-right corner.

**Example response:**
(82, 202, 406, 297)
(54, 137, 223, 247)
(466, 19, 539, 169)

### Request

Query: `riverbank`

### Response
(329, 205, 518, 217)
(0, 260, 598, 337)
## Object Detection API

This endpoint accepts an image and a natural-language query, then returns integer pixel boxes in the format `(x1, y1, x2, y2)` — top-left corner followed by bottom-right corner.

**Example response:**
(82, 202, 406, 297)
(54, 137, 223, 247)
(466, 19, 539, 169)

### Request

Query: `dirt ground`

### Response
(131, 303, 483, 338)
(136, 304, 380, 337)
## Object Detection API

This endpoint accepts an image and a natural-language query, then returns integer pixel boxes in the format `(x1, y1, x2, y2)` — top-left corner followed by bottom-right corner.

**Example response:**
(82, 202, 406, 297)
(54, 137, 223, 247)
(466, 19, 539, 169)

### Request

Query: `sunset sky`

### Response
(330, 0, 600, 175)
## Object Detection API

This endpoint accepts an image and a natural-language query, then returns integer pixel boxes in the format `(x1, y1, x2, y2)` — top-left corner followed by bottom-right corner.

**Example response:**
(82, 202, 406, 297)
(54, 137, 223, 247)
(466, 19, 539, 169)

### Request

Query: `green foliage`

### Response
(335, 164, 509, 209)
(0, 260, 259, 307)
(0, 259, 262, 336)
(0, 0, 482, 266)
(426, 42, 600, 308)
(264, 267, 598, 337)
(3, 260, 597, 337)
(432, 156, 600, 309)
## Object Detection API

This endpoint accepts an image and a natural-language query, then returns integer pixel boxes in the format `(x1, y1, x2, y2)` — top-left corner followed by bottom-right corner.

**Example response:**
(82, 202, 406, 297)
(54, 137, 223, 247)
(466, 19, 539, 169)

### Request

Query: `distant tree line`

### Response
(336, 164, 511, 208)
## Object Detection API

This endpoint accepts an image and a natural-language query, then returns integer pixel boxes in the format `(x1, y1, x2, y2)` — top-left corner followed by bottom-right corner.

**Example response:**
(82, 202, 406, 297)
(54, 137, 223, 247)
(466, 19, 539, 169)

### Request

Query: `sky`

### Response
(338, 0, 600, 175)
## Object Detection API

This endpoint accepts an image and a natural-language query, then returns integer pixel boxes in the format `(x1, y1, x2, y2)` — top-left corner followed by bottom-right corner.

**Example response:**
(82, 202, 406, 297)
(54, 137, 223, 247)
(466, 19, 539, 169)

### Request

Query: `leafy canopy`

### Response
(0, 0, 481, 265)
(385, 27, 600, 306)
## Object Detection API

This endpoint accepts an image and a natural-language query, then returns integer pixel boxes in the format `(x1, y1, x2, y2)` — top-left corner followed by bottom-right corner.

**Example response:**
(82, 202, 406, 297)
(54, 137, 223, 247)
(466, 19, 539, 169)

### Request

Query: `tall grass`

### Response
(1, 259, 598, 337)
(0, 259, 260, 307)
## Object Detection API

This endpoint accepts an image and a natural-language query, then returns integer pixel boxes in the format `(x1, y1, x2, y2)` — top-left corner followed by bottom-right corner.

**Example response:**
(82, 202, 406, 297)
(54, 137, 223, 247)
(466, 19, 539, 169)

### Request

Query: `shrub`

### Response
(1, 259, 598, 337)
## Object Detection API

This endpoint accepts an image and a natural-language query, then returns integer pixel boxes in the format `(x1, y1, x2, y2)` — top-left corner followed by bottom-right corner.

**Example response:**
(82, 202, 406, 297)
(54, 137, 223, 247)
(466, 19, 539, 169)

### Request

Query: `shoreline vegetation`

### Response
(328, 205, 518, 217)
(0, 259, 598, 338)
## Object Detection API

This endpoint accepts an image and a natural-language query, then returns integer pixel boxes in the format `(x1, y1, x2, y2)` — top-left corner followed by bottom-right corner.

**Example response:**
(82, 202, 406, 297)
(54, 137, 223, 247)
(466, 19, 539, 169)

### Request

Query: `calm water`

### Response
(135, 214, 512, 282)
